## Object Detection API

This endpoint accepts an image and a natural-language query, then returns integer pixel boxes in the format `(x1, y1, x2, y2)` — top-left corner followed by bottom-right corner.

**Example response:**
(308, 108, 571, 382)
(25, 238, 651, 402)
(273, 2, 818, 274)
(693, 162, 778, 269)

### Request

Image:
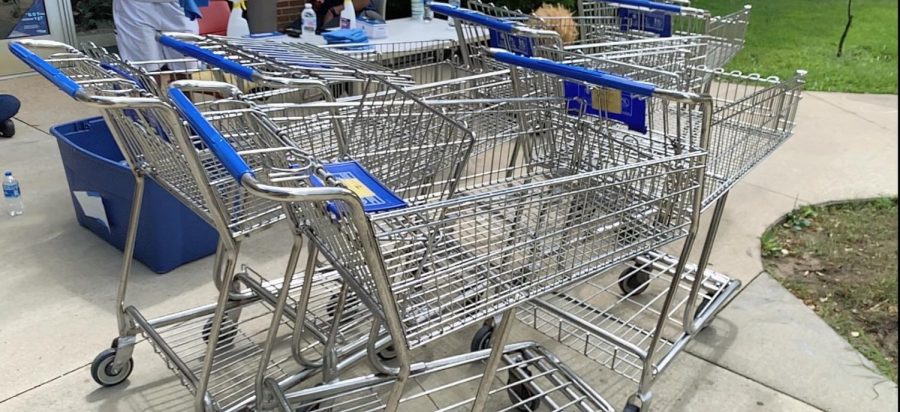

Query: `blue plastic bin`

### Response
(50, 117, 219, 274)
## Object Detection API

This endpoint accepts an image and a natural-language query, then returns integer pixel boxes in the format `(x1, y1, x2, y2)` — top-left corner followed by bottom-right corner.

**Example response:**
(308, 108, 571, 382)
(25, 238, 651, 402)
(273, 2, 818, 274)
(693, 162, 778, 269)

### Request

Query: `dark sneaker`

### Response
(0, 119, 14, 138)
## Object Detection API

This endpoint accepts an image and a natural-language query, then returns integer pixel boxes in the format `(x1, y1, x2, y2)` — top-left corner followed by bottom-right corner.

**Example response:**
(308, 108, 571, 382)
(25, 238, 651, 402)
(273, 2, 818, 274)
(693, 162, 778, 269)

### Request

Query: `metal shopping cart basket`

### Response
(156, 32, 417, 100)
(172, 50, 713, 408)
(319, 39, 485, 84)
(482, 48, 805, 411)
(466, 0, 751, 57)
(8, 39, 390, 412)
(432, 2, 745, 71)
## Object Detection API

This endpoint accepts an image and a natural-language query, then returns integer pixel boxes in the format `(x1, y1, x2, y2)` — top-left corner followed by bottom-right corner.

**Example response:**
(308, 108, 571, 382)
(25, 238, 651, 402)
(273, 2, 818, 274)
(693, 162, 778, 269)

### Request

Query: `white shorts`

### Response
(112, 0, 200, 71)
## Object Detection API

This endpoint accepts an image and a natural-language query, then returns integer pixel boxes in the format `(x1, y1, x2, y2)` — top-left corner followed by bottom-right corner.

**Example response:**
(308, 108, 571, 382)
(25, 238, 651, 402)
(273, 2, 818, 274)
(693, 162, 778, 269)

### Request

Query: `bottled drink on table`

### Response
(3, 171, 23, 216)
(340, 0, 357, 28)
(302, 3, 317, 33)
(411, 0, 424, 20)
(226, 0, 250, 37)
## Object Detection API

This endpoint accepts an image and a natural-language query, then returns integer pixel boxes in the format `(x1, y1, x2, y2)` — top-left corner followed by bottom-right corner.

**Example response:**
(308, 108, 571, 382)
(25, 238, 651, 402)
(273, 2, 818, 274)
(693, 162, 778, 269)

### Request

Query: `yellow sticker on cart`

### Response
(591, 87, 623, 115)
(340, 178, 375, 198)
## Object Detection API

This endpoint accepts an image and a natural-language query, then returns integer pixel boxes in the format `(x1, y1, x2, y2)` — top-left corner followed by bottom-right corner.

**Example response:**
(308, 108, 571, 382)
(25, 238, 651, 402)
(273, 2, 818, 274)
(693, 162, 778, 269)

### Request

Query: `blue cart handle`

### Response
(428, 2, 516, 32)
(158, 35, 256, 81)
(8, 42, 82, 98)
(168, 87, 255, 181)
(600, 0, 681, 13)
(486, 48, 655, 96)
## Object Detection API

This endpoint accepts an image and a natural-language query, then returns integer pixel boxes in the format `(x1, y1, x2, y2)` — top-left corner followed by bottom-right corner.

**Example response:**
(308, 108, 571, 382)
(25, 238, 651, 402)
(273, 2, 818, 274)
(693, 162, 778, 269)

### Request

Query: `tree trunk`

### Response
(837, 0, 853, 57)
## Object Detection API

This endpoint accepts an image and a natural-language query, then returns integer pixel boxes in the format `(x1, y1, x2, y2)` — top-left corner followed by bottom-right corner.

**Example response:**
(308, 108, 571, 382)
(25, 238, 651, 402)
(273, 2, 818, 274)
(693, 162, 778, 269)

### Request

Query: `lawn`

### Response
(762, 198, 898, 382)
(691, 0, 898, 93)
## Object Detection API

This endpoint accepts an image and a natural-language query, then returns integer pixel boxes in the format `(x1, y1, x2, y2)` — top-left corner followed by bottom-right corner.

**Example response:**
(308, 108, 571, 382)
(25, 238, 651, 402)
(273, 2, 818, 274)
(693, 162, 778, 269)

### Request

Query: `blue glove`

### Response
(322, 28, 368, 44)
(180, 0, 208, 20)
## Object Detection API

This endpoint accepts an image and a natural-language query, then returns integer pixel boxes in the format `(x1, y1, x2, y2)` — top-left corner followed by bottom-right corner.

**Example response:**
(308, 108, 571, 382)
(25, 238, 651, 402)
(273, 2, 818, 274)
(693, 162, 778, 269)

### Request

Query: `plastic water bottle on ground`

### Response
(448, 0, 460, 26)
(411, 0, 424, 20)
(301, 3, 317, 33)
(3, 171, 23, 216)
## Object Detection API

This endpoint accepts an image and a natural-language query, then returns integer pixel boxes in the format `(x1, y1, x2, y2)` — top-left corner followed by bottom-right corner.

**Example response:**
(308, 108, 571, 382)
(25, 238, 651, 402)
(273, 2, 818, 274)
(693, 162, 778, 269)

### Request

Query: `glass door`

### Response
(70, 0, 113, 50)
(0, 0, 75, 76)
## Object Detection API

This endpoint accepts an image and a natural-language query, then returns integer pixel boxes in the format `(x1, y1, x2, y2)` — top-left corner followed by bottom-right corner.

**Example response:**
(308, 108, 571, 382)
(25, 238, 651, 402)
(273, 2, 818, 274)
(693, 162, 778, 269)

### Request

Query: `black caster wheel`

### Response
(377, 344, 397, 361)
(507, 368, 541, 411)
(90, 348, 134, 387)
(624, 403, 641, 412)
(202, 316, 238, 348)
(470, 324, 493, 352)
(618, 266, 650, 296)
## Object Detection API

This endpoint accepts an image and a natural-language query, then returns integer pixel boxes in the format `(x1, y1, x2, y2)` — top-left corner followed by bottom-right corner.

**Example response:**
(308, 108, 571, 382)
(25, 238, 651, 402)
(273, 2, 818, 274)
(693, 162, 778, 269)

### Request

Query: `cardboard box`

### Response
(358, 16, 388, 39)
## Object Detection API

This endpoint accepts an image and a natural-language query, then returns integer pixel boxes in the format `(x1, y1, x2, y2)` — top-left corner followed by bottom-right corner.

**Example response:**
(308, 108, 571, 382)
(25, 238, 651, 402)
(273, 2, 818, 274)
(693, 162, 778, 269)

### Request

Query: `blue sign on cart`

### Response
(489, 29, 534, 57)
(617, 8, 672, 37)
(563, 81, 648, 133)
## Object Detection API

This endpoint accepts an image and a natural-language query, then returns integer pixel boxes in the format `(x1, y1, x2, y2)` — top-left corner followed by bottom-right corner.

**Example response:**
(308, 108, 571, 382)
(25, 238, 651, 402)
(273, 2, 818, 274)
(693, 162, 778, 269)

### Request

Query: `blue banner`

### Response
(564, 80, 647, 133)
(4, 0, 50, 39)
(617, 7, 672, 37)
(488, 29, 534, 57)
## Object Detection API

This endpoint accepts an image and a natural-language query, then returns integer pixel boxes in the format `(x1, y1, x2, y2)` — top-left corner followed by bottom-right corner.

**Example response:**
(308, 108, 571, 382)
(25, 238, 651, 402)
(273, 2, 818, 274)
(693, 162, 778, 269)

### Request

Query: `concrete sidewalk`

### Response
(0, 74, 896, 412)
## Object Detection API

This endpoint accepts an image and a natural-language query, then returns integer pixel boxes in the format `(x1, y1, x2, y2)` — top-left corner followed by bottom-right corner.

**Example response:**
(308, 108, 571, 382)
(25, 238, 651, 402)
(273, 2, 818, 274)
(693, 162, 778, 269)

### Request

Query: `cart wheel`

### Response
(377, 344, 397, 361)
(507, 368, 541, 411)
(202, 316, 238, 347)
(617, 267, 650, 296)
(470, 324, 493, 352)
(623, 402, 641, 412)
(91, 348, 134, 387)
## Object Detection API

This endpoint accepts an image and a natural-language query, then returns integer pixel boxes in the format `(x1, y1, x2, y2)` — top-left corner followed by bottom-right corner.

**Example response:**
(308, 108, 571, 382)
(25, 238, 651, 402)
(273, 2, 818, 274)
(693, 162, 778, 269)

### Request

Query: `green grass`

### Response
(763, 198, 899, 382)
(692, 0, 898, 93)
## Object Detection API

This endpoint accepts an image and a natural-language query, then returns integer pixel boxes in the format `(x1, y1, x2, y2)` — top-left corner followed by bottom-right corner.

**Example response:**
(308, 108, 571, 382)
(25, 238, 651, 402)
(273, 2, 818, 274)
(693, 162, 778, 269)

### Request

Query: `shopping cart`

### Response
(465, 0, 751, 52)
(432, 2, 746, 70)
(169, 85, 619, 412)
(319, 39, 484, 84)
(156, 32, 416, 100)
(7, 39, 385, 412)
(175, 48, 711, 408)
(483, 48, 805, 411)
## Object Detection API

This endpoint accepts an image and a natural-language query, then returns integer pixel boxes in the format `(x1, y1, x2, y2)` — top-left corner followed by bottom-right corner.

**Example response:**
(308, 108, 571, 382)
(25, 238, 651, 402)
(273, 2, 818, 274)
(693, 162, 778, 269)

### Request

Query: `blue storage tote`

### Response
(50, 117, 219, 274)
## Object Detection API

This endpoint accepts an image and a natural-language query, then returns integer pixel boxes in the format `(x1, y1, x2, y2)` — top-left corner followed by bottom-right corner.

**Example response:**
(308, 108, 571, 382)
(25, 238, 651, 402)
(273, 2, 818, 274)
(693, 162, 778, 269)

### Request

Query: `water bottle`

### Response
(301, 3, 317, 33)
(448, 0, 460, 26)
(3, 171, 23, 216)
(411, 0, 424, 20)
(340, 0, 357, 29)
(227, 0, 251, 37)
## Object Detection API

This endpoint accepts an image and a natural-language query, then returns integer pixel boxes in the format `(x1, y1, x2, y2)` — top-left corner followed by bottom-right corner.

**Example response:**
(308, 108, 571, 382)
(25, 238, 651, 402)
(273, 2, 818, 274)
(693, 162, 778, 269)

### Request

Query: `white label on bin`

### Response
(73, 191, 109, 232)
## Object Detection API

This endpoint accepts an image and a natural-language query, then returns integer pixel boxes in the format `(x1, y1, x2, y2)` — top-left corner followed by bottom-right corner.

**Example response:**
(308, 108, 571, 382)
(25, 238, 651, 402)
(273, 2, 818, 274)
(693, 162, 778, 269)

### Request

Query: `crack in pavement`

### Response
(0, 363, 90, 405)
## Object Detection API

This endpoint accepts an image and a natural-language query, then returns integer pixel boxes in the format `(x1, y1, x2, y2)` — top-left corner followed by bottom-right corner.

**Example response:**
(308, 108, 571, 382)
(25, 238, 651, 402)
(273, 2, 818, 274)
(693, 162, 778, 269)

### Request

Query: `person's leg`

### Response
(0, 94, 21, 138)
(112, 0, 166, 71)
(158, 1, 200, 71)
(0, 95, 20, 122)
